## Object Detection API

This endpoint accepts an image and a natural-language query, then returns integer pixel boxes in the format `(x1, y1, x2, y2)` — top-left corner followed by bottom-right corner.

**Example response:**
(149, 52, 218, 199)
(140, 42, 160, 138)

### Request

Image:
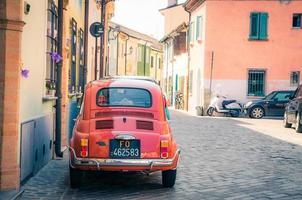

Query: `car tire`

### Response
(70, 166, 82, 188)
(207, 107, 215, 116)
(230, 110, 240, 117)
(250, 107, 265, 119)
(283, 112, 292, 128)
(162, 169, 177, 188)
(295, 112, 302, 133)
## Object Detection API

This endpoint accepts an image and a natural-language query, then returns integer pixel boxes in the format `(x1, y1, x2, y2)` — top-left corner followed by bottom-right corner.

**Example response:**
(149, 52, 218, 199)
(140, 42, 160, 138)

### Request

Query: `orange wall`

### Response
(204, 0, 302, 81)
(161, 5, 189, 35)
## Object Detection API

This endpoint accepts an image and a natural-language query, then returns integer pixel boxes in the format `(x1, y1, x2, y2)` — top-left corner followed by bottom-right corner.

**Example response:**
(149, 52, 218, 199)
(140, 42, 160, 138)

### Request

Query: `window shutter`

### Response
(249, 12, 259, 39)
(259, 12, 268, 40)
(196, 16, 200, 40)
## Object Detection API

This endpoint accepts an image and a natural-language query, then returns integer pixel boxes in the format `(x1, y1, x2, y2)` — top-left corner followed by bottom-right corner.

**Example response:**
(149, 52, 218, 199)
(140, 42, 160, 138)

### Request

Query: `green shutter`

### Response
(259, 12, 268, 40)
(249, 12, 259, 39)
(189, 23, 192, 43)
(196, 16, 203, 40)
(196, 16, 200, 40)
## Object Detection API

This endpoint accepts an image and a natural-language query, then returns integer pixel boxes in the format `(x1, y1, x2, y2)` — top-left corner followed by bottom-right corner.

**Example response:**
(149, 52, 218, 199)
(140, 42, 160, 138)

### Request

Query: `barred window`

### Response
(69, 18, 77, 93)
(248, 70, 266, 97)
(46, 0, 58, 95)
(290, 71, 300, 86)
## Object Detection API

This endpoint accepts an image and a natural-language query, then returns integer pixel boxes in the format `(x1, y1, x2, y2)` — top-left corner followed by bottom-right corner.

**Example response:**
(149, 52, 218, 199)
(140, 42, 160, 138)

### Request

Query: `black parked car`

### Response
(283, 85, 302, 133)
(243, 90, 295, 119)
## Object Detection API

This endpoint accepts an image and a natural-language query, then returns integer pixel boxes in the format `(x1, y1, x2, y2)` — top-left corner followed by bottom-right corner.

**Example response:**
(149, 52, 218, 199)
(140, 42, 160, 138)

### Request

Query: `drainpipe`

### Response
(116, 32, 120, 75)
(171, 37, 175, 106)
(184, 7, 191, 111)
(124, 34, 130, 75)
(83, 0, 89, 85)
(143, 41, 148, 76)
(106, 27, 112, 76)
(155, 52, 158, 81)
(165, 42, 169, 97)
(55, 0, 64, 158)
(100, 0, 106, 78)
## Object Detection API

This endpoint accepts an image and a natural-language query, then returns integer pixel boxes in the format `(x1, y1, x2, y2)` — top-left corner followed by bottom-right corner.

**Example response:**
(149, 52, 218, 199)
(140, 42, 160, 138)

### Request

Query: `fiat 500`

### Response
(68, 77, 180, 188)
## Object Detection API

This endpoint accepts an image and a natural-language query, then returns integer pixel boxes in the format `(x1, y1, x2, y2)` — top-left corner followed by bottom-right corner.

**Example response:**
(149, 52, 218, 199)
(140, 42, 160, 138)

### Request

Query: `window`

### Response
(79, 29, 84, 93)
(273, 92, 293, 101)
(293, 14, 302, 28)
(96, 88, 152, 108)
(151, 56, 154, 68)
(196, 16, 203, 40)
(69, 18, 77, 93)
(158, 58, 161, 69)
(290, 71, 300, 86)
(249, 12, 268, 40)
(248, 70, 266, 96)
(138, 46, 142, 62)
(46, 0, 58, 96)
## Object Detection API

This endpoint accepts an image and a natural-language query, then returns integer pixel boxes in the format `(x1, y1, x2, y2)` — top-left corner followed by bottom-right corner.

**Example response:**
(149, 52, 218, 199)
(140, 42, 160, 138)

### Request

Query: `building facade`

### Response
(184, 0, 302, 114)
(108, 22, 163, 84)
(160, 0, 189, 109)
(0, 0, 114, 191)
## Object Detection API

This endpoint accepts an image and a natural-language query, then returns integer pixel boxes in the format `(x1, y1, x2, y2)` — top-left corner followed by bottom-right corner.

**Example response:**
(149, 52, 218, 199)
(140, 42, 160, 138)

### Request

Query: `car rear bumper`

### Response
(68, 146, 180, 171)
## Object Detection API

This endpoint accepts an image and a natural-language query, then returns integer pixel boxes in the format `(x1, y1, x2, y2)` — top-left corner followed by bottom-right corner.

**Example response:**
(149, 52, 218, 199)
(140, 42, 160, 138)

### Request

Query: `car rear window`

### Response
(96, 88, 152, 108)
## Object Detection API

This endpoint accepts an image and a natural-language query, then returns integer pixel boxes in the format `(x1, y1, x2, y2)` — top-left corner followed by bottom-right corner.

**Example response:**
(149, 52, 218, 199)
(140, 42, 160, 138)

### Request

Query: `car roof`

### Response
(88, 76, 161, 91)
(107, 76, 158, 84)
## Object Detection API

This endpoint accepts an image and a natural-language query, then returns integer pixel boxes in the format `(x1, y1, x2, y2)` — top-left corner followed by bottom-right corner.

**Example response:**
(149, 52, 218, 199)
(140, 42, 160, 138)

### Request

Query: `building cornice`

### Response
(184, 0, 206, 13)
(159, 3, 184, 13)
(160, 22, 188, 43)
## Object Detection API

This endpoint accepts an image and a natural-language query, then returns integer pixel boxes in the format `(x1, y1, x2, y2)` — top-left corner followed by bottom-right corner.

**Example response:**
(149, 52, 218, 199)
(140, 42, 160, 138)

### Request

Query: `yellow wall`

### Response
(20, 0, 54, 122)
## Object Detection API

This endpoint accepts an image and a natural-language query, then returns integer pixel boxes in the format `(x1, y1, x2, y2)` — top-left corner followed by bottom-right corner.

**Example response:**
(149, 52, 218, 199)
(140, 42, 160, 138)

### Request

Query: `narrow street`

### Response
(19, 110, 302, 200)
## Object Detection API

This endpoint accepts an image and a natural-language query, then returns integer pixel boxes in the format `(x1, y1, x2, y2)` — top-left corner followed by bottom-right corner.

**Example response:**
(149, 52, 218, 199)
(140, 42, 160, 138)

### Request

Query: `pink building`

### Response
(184, 0, 302, 114)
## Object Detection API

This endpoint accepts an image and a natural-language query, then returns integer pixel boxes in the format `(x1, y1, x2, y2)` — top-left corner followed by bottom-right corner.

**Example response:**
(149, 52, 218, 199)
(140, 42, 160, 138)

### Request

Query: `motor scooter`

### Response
(206, 95, 242, 117)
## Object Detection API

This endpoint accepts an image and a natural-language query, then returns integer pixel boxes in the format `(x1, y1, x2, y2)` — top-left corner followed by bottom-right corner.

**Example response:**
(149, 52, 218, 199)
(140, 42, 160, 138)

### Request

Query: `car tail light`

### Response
(161, 140, 169, 159)
(80, 139, 88, 158)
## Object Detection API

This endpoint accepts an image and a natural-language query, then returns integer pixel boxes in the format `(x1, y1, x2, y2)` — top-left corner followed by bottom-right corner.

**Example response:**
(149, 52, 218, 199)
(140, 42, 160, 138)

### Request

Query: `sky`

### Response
(111, 0, 186, 40)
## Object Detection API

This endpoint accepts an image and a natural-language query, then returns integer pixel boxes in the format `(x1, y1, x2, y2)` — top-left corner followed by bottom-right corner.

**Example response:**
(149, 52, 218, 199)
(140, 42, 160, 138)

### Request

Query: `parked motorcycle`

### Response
(206, 95, 242, 117)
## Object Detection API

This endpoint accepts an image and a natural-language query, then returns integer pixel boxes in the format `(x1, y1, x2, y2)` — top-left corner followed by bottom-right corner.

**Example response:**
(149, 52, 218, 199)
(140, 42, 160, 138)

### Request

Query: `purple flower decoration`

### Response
(49, 52, 62, 63)
(21, 68, 30, 78)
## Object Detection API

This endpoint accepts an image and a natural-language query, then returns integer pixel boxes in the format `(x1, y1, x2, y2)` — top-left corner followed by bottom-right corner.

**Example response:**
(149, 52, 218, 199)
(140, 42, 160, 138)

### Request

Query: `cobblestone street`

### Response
(20, 110, 302, 200)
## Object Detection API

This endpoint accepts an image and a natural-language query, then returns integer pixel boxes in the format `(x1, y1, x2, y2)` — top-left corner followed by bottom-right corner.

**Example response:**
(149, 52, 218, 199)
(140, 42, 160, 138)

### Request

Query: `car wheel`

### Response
(207, 107, 215, 116)
(230, 110, 240, 117)
(250, 107, 264, 119)
(70, 166, 82, 188)
(283, 112, 292, 128)
(162, 169, 177, 188)
(295, 112, 302, 133)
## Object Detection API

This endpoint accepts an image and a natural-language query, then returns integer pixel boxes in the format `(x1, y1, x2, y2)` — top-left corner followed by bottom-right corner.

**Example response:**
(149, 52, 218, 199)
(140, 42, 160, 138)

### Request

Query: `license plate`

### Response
(109, 139, 141, 159)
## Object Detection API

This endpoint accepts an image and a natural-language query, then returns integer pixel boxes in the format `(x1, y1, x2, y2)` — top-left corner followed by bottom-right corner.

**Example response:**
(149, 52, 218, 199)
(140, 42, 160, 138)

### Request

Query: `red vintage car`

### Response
(68, 77, 180, 188)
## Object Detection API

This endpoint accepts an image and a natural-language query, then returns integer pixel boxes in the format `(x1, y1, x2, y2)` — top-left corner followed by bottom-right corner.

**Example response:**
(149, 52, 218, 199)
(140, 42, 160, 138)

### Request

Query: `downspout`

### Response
(184, 7, 191, 111)
(100, 0, 106, 78)
(155, 52, 158, 81)
(143, 41, 148, 76)
(124, 34, 130, 75)
(171, 37, 175, 106)
(116, 32, 120, 75)
(83, 0, 89, 85)
(165, 41, 169, 97)
(55, 0, 64, 158)
(106, 27, 112, 76)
